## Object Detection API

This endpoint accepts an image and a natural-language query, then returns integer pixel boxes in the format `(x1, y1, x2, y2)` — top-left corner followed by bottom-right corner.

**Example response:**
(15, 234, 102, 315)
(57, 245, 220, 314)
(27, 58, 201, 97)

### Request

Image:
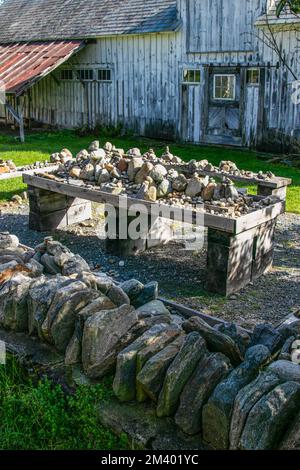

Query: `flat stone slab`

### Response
(98, 397, 209, 450)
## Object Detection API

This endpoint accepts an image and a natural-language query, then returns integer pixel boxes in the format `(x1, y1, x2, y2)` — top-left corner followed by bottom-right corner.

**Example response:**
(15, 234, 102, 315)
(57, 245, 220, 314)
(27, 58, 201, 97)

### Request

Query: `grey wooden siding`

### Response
(1, 0, 299, 151)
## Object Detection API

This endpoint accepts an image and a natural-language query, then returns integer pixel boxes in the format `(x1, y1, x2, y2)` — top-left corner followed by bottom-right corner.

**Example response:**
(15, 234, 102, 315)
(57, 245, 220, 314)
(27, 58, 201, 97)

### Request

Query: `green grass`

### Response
(0, 356, 127, 450)
(0, 130, 299, 213)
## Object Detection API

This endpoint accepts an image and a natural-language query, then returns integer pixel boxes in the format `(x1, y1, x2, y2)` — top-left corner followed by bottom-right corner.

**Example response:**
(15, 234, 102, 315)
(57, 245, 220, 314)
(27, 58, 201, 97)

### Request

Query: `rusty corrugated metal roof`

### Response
(0, 40, 85, 96)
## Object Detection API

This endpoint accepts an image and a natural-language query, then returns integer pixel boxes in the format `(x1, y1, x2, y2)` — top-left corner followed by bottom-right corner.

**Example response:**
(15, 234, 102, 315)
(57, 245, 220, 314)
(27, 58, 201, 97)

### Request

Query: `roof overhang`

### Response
(0, 40, 86, 97)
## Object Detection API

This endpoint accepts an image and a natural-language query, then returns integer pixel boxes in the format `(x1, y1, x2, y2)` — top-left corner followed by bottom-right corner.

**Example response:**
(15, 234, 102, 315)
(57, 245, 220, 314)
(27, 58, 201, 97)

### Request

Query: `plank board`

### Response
(23, 174, 284, 235)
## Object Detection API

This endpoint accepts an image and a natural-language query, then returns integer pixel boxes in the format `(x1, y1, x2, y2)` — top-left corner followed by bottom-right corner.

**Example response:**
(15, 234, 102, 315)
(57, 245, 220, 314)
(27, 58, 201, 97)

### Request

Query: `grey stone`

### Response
(135, 325, 182, 402)
(156, 332, 207, 417)
(45, 240, 71, 258)
(136, 300, 170, 319)
(107, 285, 130, 307)
(250, 323, 284, 354)
(240, 382, 300, 450)
(172, 175, 188, 192)
(279, 411, 300, 449)
(61, 254, 90, 276)
(82, 305, 138, 379)
(183, 316, 243, 366)
(132, 282, 159, 308)
(128, 158, 144, 181)
(25, 259, 44, 277)
(157, 179, 172, 198)
(202, 345, 271, 449)
(0, 233, 19, 249)
(229, 371, 281, 449)
(98, 398, 205, 451)
(40, 253, 61, 275)
(279, 336, 296, 361)
(268, 360, 300, 382)
(120, 279, 144, 302)
(150, 164, 168, 184)
(185, 176, 208, 198)
(41, 281, 94, 348)
(0, 273, 32, 332)
(65, 332, 81, 366)
(27, 275, 72, 337)
(113, 323, 171, 402)
(175, 353, 232, 435)
(215, 322, 251, 356)
(135, 162, 154, 184)
(136, 336, 185, 402)
(51, 284, 96, 353)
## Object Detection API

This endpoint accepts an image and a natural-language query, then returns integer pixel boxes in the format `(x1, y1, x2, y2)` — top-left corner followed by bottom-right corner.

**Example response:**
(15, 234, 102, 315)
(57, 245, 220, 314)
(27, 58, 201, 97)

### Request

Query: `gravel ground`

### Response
(0, 201, 299, 330)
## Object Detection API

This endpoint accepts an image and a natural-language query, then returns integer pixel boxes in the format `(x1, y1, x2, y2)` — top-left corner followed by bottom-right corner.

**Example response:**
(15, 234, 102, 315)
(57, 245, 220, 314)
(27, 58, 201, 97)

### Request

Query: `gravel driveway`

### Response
(0, 201, 299, 330)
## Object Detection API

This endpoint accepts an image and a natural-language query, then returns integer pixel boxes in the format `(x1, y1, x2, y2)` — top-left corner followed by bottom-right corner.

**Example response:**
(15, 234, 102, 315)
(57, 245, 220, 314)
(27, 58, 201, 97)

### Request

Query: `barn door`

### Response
(204, 68, 243, 146)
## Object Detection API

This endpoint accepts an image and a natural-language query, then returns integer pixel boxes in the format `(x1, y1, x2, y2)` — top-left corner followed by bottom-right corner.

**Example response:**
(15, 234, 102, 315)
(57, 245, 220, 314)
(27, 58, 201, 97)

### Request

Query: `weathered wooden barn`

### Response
(0, 0, 299, 150)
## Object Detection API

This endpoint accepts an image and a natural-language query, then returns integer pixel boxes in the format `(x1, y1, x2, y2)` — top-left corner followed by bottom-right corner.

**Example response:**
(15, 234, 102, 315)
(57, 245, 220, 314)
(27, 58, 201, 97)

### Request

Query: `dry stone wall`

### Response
(0, 231, 300, 450)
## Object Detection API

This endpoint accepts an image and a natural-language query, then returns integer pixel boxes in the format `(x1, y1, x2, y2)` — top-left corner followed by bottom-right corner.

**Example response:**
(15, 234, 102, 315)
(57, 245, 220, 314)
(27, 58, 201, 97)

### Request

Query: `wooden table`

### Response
(23, 173, 288, 296)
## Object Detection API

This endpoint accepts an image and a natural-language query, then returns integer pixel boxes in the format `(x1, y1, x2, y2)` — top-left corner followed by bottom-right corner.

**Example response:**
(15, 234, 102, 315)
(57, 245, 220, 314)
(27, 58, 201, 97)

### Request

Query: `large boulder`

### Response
(240, 382, 300, 450)
(41, 281, 96, 351)
(135, 326, 182, 402)
(136, 336, 185, 402)
(279, 411, 300, 449)
(136, 300, 170, 319)
(61, 254, 90, 276)
(82, 305, 138, 379)
(156, 332, 207, 417)
(250, 323, 284, 355)
(183, 316, 243, 366)
(268, 360, 300, 383)
(0, 273, 32, 332)
(185, 176, 208, 198)
(107, 285, 130, 307)
(113, 323, 173, 402)
(202, 345, 271, 449)
(27, 275, 73, 337)
(175, 352, 232, 435)
(120, 279, 144, 303)
(229, 371, 281, 449)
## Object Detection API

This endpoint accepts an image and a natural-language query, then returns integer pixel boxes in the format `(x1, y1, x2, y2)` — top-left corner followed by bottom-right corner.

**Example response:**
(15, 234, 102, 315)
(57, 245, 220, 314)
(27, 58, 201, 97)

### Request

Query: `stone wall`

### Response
(0, 231, 300, 450)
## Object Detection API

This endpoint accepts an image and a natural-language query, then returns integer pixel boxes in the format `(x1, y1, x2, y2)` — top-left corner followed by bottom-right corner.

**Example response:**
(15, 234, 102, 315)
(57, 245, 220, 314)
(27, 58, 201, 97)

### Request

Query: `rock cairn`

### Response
(43, 142, 278, 219)
(0, 231, 299, 450)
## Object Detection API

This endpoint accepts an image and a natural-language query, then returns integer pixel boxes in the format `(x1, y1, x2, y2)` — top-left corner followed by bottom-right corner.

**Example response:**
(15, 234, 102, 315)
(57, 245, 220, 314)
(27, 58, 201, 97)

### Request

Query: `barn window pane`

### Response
(77, 69, 94, 81)
(213, 75, 236, 100)
(183, 69, 201, 84)
(61, 69, 73, 80)
(98, 69, 112, 82)
(247, 68, 260, 85)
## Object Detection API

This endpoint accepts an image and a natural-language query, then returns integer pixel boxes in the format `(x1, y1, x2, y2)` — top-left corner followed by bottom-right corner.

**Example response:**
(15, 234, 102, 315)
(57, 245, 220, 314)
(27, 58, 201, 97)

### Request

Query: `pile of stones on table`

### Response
(1, 231, 299, 450)
(47, 142, 277, 219)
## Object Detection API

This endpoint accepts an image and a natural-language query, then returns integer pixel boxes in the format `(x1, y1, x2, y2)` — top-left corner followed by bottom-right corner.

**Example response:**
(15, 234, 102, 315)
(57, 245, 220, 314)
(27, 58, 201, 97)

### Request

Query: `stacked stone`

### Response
(111, 312, 300, 450)
(0, 159, 17, 174)
(1, 231, 299, 450)
(47, 141, 277, 219)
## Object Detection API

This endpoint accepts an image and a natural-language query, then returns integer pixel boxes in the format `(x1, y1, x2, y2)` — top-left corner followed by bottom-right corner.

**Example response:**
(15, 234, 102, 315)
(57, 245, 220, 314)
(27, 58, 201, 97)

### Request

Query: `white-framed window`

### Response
(98, 69, 112, 82)
(60, 69, 74, 81)
(77, 69, 94, 81)
(183, 69, 201, 84)
(246, 68, 260, 85)
(213, 74, 236, 100)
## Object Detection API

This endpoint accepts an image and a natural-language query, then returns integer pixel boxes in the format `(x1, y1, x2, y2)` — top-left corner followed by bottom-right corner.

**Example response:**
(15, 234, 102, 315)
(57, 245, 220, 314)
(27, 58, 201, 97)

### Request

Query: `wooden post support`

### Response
(104, 205, 172, 256)
(206, 219, 277, 296)
(28, 186, 92, 232)
(257, 184, 287, 201)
